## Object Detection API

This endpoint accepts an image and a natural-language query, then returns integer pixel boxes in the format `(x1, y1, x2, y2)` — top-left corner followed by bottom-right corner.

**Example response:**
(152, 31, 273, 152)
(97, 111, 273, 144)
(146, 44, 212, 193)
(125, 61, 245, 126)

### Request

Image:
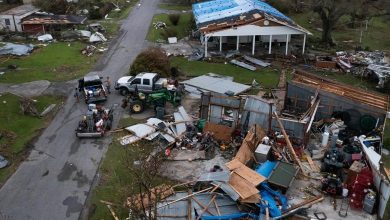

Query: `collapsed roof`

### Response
(22, 13, 87, 25)
(192, 0, 310, 34)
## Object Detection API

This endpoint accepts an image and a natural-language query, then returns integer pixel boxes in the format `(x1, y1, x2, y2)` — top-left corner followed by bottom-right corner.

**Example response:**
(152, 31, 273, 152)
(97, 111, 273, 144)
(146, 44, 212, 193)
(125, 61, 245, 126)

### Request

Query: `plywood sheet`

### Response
(204, 122, 234, 143)
(228, 173, 259, 199)
(234, 125, 266, 165)
(234, 165, 265, 186)
(240, 193, 261, 203)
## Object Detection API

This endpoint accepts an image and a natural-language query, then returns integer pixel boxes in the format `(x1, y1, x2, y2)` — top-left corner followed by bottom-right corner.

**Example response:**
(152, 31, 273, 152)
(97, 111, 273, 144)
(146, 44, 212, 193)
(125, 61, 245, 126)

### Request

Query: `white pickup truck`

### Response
(115, 72, 167, 95)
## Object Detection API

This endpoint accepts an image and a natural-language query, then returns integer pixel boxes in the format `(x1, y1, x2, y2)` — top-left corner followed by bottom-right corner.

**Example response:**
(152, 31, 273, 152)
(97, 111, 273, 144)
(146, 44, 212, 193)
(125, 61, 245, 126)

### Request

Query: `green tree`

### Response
(312, 0, 353, 46)
(130, 47, 171, 77)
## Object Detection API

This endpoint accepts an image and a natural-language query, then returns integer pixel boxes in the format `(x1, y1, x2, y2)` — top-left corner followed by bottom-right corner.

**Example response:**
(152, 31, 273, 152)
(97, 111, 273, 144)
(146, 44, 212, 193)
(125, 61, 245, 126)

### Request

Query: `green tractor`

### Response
(122, 89, 182, 113)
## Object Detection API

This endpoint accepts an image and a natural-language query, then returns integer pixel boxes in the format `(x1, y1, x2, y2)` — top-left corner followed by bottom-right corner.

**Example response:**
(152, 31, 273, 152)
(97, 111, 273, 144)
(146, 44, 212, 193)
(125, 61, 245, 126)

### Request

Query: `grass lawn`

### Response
(89, 117, 172, 219)
(289, 12, 390, 51)
(0, 93, 64, 185)
(171, 56, 280, 87)
(0, 42, 99, 84)
(158, 3, 192, 11)
(147, 13, 193, 42)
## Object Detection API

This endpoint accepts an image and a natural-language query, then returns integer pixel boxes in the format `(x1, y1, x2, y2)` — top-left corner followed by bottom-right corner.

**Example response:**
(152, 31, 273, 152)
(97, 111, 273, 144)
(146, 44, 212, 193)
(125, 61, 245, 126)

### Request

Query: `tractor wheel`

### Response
(130, 101, 144, 113)
(119, 88, 129, 96)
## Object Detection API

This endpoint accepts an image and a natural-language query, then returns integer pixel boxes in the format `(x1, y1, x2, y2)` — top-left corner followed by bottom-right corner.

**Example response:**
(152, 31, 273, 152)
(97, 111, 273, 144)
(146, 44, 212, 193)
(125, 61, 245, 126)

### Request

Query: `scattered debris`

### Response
(88, 23, 106, 33)
(230, 59, 256, 71)
(39, 104, 56, 117)
(0, 155, 9, 169)
(19, 97, 39, 117)
(168, 37, 177, 44)
(243, 55, 270, 67)
(154, 21, 166, 29)
(37, 34, 53, 42)
(89, 32, 107, 43)
(0, 43, 34, 56)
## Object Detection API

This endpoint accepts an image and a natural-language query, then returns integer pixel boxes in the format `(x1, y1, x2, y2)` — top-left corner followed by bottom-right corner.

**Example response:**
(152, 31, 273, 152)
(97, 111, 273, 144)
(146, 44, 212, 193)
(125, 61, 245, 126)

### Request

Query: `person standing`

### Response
(74, 88, 79, 103)
(105, 76, 111, 94)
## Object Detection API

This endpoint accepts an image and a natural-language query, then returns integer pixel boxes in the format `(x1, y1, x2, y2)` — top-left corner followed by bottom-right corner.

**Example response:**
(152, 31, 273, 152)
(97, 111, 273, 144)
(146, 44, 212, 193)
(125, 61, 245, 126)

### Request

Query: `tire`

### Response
(119, 87, 129, 96)
(130, 100, 144, 113)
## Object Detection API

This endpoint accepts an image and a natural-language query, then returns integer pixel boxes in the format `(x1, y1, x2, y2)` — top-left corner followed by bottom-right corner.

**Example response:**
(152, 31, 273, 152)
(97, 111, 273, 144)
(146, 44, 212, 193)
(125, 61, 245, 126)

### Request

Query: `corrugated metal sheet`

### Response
(193, 193, 240, 216)
(210, 105, 223, 124)
(212, 181, 240, 201)
(271, 118, 305, 139)
(198, 172, 230, 182)
(210, 96, 241, 108)
(182, 75, 251, 95)
(241, 96, 275, 132)
(157, 192, 240, 220)
(286, 82, 387, 127)
(158, 192, 189, 219)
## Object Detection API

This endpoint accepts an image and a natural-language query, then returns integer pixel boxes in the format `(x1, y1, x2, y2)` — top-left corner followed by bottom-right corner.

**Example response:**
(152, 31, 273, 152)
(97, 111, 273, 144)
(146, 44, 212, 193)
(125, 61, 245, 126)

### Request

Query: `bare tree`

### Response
(312, 0, 353, 46)
(125, 151, 170, 220)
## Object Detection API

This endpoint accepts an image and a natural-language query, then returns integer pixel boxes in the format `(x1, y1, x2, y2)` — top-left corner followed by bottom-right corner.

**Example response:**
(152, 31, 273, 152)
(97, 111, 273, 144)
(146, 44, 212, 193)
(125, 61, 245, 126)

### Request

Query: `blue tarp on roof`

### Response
(193, 0, 291, 25)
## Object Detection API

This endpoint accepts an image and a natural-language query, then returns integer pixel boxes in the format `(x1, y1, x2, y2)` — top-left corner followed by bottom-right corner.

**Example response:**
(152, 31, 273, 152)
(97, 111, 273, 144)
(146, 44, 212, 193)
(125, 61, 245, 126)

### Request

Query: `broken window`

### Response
(4, 19, 10, 26)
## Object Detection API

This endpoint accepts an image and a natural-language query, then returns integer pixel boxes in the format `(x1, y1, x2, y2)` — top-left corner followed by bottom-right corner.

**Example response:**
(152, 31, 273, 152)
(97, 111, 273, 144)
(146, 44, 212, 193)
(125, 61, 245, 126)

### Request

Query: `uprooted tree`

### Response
(129, 47, 171, 77)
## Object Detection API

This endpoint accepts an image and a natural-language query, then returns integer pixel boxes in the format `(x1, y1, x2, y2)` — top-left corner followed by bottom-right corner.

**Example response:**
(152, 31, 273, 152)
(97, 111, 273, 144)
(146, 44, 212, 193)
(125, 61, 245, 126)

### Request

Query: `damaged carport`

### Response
(287, 70, 389, 130)
(199, 92, 319, 145)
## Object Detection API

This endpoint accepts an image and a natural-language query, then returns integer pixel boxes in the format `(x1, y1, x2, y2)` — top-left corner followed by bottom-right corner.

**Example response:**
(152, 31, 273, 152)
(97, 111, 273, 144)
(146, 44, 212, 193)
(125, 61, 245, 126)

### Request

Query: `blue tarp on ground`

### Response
(255, 160, 277, 178)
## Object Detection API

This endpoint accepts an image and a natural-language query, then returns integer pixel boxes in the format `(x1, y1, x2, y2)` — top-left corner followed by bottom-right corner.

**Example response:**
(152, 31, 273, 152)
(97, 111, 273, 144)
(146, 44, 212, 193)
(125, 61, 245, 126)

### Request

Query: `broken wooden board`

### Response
(229, 173, 259, 199)
(225, 159, 243, 170)
(240, 193, 261, 204)
(234, 165, 266, 186)
(225, 159, 265, 186)
(230, 59, 256, 71)
(234, 125, 266, 165)
(243, 55, 270, 67)
(305, 153, 320, 172)
(204, 122, 234, 143)
(127, 184, 174, 209)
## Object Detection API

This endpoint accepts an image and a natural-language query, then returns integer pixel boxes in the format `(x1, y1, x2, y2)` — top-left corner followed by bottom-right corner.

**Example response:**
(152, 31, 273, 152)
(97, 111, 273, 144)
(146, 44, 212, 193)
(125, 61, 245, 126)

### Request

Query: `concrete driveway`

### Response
(0, 0, 158, 219)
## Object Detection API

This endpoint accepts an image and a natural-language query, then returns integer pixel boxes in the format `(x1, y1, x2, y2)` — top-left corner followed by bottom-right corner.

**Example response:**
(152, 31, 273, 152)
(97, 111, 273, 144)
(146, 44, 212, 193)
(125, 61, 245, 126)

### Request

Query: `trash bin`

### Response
(155, 106, 165, 120)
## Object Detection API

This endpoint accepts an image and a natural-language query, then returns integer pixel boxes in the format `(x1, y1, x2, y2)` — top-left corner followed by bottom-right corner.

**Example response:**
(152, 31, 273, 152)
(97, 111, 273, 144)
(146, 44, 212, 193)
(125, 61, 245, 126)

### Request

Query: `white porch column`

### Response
(302, 34, 306, 54)
(252, 35, 255, 55)
(204, 36, 208, 57)
(285, 34, 290, 55)
(236, 36, 240, 51)
(219, 36, 222, 52)
(268, 35, 273, 54)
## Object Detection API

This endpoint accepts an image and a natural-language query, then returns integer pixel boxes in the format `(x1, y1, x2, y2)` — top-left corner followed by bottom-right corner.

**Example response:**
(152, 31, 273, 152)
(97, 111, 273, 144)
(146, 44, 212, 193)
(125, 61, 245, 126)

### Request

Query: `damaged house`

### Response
(0, 4, 39, 32)
(192, 0, 312, 57)
(21, 13, 87, 34)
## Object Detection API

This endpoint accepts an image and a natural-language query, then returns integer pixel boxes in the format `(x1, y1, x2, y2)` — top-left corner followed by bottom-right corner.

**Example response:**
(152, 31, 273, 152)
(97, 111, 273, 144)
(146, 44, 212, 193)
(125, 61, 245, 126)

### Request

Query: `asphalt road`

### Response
(0, 0, 158, 219)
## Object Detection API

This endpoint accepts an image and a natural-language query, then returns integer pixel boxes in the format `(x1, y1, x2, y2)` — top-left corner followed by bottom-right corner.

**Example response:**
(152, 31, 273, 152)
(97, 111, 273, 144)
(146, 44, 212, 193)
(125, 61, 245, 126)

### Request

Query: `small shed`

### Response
(192, 0, 312, 57)
(22, 13, 87, 34)
(0, 4, 39, 32)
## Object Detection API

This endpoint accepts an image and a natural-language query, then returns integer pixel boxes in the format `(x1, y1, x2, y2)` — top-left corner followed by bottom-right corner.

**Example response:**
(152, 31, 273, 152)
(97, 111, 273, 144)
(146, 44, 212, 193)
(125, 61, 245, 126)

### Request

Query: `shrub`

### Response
(160, 27, 177, 39)
(169, 14, 181, 26)
(129, 47, 171, 77)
